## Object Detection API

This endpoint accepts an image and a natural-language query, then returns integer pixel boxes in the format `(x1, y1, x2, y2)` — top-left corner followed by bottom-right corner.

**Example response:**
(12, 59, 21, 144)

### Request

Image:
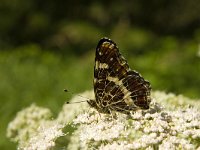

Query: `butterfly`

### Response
(87, 37, 151, 114)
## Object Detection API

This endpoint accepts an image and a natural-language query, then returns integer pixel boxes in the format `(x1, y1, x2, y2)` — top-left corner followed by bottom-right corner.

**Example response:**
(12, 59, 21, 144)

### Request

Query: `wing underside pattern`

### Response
(88, 37, 151, 113)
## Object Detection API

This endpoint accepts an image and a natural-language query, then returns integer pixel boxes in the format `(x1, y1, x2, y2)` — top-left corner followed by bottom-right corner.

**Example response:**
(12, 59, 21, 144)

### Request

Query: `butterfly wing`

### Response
(92, 37, 151, 113)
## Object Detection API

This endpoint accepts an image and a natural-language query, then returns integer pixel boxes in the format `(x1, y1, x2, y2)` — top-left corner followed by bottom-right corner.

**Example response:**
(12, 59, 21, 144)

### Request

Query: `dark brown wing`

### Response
(93, 37, 151, 113)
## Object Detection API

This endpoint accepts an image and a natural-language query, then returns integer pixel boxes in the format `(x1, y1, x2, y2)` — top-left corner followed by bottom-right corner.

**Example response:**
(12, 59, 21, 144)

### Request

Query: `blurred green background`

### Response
(1, 0, 200, 149)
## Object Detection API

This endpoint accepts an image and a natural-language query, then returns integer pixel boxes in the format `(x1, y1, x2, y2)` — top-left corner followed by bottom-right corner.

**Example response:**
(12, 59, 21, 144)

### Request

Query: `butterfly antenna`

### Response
(64, 89, 91, 104)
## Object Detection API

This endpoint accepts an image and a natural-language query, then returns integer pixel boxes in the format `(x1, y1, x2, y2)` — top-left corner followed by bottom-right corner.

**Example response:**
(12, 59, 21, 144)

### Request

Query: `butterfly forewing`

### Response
(89, 37, 151, 114)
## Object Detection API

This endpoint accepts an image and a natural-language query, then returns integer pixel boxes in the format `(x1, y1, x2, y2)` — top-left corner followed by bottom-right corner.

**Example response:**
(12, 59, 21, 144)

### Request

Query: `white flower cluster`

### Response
(7, 104, 52, 145)
(6, 92, 90, 150)
(69, 91, 200, 150)
(6, 104, 64, 150)
(7, 91, 200, 150)
(23, 123, 65, 150)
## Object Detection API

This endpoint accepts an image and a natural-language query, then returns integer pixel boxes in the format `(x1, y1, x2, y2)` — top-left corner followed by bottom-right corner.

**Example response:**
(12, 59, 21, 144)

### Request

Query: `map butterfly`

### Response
(87, 37, 151, 114)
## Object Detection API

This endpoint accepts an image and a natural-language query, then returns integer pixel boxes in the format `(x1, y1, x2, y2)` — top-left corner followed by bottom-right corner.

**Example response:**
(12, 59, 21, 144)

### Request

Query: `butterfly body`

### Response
(88, 38, 151, 114)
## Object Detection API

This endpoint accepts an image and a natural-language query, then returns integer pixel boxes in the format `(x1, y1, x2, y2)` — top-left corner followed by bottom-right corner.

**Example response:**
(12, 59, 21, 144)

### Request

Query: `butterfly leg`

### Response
(109, 109, 117, 120)
(85, 107, 92, 121)
(95, 111, 102, 123)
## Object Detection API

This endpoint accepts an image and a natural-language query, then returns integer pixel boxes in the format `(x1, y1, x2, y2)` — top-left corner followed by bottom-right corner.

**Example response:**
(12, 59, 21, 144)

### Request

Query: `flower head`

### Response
(7, 91, 200, 149)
